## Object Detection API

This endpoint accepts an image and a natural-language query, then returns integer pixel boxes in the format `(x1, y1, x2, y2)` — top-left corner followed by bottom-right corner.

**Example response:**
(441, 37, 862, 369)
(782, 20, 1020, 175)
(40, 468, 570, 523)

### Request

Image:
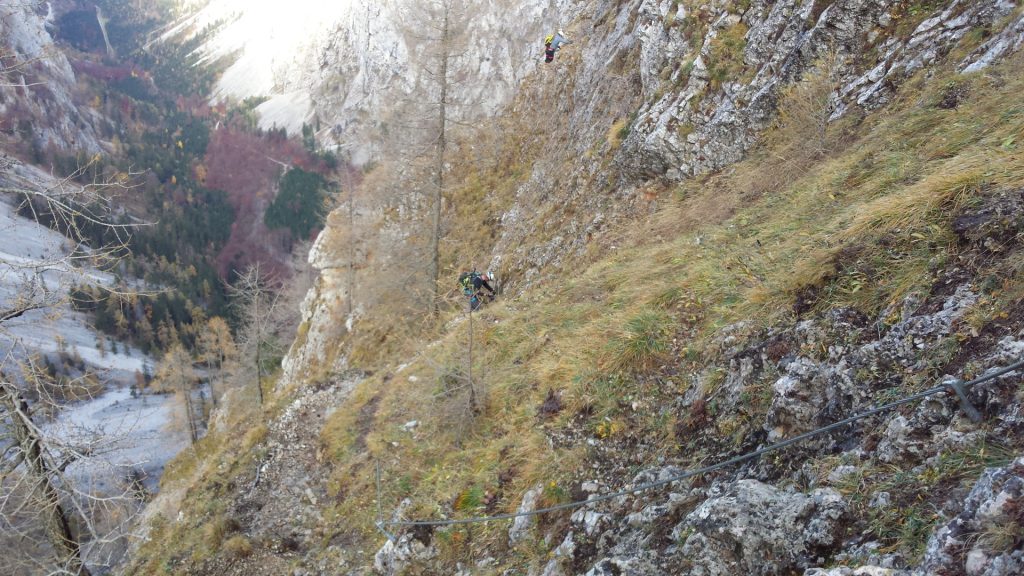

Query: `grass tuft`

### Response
(222, 535, 253, 559)
(602, 310, 675, 373)
(706, 21, 750, 91)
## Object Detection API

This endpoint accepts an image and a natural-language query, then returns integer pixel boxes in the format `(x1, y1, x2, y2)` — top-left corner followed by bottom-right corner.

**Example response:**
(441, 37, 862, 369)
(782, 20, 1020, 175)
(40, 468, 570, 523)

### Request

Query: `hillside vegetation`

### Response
(127, 25, 1024, 573)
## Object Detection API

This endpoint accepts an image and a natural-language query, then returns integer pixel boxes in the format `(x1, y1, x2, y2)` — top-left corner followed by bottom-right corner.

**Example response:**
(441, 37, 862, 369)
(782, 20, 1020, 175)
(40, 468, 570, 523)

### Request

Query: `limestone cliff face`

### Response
(308, 0, 559, 164)
(0, 2, 106, 153)
(183, 0, 559, 163)
(279, 227, 350, 384)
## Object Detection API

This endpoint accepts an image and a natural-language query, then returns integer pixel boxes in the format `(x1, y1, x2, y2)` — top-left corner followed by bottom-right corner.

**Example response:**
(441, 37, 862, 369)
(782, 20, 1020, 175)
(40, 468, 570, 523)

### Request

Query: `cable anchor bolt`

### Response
(375, 521, 398, 543)
(944, 377, 982, 423)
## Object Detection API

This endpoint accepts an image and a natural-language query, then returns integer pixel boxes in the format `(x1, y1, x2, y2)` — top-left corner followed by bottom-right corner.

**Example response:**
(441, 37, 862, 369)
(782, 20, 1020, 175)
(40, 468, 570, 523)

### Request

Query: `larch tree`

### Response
(273, 240, 318, 347)
(196, 316, 237, 409)
(319, 164, 371, 321)
(427, 0, 452, 316)
(398, 0, 471, 315)
(338, 168, 360, 319)
(229, 264, 281, 408)
(318, 162, 400, 341)
(155, 345, 200, 445)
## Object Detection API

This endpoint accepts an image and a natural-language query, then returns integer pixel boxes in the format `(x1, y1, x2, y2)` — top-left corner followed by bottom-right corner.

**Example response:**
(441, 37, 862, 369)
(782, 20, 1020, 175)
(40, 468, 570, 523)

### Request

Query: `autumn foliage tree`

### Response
(154, 344, 200, 444)
(196, 316, 237, 408)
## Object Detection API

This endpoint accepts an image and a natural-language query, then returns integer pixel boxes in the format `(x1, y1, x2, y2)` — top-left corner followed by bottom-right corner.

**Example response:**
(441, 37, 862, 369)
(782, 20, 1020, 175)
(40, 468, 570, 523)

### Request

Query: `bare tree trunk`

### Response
(467, 305, 478, 413)
(181, 370, 198, 445)
(0, 381, 91, 576)
(429, 4, 450, 316)
(217, 349, 227, 409)
(211, 361, 219, 410)
(254, 287, 264, 406)
(347, 176, 356, 318)
(206, 350, 221, 411)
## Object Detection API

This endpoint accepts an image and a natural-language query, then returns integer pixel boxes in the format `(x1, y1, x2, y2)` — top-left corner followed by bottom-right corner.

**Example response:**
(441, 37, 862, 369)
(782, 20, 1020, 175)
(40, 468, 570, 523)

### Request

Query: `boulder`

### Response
(373, 531, 437, 575)
(675, 479, 847, 575)
(508, 486, 543, 546)
(805, 567, 903, 576)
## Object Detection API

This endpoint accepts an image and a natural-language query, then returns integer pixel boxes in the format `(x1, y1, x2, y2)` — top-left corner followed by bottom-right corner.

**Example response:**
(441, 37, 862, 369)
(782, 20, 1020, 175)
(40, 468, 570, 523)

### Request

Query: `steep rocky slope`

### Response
(494, 0, 1024, 288)
(126, 1, 1024, 575)
(290, 0, 1024, 378)
(622, 0, 1024, 179)
(1, 2, 107, 153)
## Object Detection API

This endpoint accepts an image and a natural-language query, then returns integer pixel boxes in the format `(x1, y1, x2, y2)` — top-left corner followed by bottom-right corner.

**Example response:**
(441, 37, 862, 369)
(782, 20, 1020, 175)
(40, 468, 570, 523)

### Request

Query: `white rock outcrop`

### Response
(919, 456, 1024, 576)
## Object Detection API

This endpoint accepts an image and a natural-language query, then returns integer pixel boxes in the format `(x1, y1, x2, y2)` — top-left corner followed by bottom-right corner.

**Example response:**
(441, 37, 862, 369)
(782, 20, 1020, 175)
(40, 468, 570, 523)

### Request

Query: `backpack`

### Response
(459, 272, 477, 295)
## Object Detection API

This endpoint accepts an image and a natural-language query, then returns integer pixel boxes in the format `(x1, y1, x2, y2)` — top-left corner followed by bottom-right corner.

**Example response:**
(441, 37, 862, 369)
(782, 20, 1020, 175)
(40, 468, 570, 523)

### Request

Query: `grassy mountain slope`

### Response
(126, 33, 1024, 573)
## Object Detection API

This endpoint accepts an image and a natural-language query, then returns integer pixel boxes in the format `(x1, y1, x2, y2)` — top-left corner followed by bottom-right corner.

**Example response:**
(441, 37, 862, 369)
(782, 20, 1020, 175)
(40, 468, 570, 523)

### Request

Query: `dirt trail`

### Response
(198, 377, 362, 575)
